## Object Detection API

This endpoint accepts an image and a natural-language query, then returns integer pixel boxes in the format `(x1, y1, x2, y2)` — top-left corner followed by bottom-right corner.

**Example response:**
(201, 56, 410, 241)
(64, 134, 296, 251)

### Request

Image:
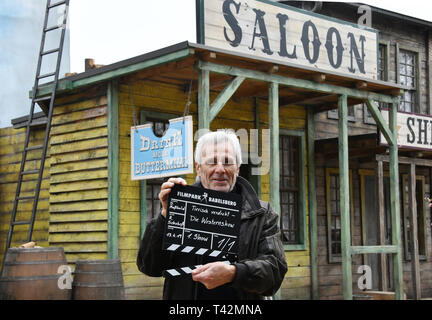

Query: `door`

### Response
(362, 174, 393, 290)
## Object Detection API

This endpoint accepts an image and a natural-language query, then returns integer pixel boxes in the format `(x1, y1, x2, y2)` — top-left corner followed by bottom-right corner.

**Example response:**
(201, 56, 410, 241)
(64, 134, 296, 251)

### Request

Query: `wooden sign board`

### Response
(197, 0, 378, 80)
(163, 184, 242, 259)
(130, 116, 194, 180)
(379, 109, 432, 150)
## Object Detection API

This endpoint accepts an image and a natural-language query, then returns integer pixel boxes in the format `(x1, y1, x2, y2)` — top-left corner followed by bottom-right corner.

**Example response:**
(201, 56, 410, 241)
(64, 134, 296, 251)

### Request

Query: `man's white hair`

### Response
(195, 130, 242, 166)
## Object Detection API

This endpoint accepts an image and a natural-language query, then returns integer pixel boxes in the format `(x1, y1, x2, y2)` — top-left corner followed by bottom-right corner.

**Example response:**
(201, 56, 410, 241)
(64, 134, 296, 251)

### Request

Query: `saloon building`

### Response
(0, 1, 431, 300)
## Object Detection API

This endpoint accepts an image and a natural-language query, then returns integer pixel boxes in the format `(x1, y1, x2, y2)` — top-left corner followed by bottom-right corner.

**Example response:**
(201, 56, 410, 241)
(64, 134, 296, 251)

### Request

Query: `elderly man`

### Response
(137, 130, 287, 300)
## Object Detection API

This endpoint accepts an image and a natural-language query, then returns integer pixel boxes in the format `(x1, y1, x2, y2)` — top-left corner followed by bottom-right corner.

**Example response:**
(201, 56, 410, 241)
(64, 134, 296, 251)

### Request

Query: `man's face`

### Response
(196, 141, 240, 192)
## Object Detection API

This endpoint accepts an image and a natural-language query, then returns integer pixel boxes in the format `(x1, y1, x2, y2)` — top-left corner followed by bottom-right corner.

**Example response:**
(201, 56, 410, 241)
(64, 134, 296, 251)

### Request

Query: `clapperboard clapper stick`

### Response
(162, 185, 242, 277)
(163, 261, 231, 278)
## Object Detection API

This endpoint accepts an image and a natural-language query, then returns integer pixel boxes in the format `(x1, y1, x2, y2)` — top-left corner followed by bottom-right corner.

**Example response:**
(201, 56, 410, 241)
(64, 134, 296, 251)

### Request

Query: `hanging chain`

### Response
(183, 70, 195, 122)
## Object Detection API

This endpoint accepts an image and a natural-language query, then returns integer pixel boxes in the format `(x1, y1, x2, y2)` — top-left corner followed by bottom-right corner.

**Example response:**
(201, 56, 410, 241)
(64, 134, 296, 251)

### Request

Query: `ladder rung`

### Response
(48, 1, 67, 9)
(34, 96, 51, 103)
(21, 170, 40, 175)
(16, 196, 36, 201)
(37, 72, 56, 79)
(26, 145, 44, 151)
(44, 25, 61, 32)
(41, 48, 60, 55)
(12, 221, 31, 226)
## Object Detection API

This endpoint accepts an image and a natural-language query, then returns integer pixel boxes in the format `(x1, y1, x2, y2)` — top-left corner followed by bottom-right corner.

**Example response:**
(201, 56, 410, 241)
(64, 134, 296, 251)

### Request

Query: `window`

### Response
(327, 105, 356, 122)
(378, 44, 388, 81)
(401, 175, 427, 260)
(326, 168, 354, 263)
(280, 135, 299, 244)
(399, 50, 418, 113)
(364, 43, 389, 124)
(279, 131, 307, 250)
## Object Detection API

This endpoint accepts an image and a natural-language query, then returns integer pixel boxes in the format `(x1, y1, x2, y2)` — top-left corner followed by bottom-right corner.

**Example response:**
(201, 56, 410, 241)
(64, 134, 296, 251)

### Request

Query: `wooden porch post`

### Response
(107, 79, 119, 259)
(269, 82, 281, 300)
(408, 162, 421, 299)
(269, 82, 280, 216)
(198, 68, 210, 131)
(307, 108, 319, 300)
(389, 102, 404, 300)
(338, 94, 352, 300)
(376, 160, 388, 291)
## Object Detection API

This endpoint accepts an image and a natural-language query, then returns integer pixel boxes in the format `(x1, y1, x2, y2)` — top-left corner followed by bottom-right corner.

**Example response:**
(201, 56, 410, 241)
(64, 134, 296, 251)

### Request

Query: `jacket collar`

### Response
(192, 176, 265, 220)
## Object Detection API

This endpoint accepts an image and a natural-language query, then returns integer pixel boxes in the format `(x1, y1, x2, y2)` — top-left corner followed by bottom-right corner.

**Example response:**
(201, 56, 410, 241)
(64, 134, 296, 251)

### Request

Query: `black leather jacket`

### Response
(136, 176, 288, 300)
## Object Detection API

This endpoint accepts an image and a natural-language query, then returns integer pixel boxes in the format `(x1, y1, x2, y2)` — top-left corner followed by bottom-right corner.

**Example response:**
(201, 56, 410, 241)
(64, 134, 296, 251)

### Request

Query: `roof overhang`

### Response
(32, 41, 403, 114)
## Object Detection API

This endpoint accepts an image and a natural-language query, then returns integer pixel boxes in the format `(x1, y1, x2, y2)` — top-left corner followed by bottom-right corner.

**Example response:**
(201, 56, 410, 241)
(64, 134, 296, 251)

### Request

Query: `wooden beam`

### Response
(311, 74, 326, 83)
(408, 163, 421, 299)
(356, 81, 368, 89)
(269, 81, 280, 300)
(209, 76, 245, 122)
(307, 108, 319, 300)
(364, 98, 395, 146)
(338, 94, 353, 300)
(389, 102, 404, 300)
(107, 80, 119, 259)
(376, 160, 388, 291)
(376, 154, 432, 167)
(351, 246, 398, 255)
(269, 82, 280, 216)
(197, 61, 399, 104)
(198, 68, 210, 130)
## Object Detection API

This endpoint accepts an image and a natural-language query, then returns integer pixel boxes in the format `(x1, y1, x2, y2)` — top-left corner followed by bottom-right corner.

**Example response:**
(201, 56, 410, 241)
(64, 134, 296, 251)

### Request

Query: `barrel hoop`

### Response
(4, 260, 66, 266)
(73, 271, 123, 275)
(72, 282, 124, 288)
(7, 247, 65, 253)
(0, 275, 61, 281)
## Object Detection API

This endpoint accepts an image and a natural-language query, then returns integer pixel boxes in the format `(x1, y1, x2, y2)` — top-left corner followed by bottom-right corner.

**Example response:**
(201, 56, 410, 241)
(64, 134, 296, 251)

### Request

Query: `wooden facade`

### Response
(2, 1, 426, 300)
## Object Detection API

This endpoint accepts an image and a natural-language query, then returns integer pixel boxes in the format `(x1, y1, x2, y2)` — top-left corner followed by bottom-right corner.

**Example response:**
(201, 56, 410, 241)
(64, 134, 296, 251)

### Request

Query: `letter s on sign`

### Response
(223, 0, 242, 47)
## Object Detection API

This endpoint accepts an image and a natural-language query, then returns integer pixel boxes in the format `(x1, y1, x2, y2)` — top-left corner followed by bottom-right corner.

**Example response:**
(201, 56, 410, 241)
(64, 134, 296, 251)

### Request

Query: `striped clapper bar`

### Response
(165, 244, 228, 259)
(163, 261, 230, 278)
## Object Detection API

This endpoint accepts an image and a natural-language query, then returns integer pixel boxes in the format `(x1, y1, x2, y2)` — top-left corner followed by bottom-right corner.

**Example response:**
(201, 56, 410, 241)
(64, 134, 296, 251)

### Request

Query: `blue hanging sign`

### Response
(131, 116, 194, 180)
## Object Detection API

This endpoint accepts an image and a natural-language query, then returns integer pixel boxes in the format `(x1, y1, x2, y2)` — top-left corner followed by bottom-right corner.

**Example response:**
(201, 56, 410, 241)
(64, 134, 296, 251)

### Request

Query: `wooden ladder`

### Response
(1, 0, 70, 274)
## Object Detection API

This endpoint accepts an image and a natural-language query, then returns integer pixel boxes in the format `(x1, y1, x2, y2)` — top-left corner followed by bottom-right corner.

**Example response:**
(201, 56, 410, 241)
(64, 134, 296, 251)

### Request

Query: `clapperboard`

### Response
(163, 184, 242, 277)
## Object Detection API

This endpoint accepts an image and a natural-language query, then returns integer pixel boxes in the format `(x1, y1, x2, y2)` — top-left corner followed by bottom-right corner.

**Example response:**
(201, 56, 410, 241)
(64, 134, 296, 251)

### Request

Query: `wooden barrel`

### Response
(0, 247, 71, 300)
(72, 259, 124, 300)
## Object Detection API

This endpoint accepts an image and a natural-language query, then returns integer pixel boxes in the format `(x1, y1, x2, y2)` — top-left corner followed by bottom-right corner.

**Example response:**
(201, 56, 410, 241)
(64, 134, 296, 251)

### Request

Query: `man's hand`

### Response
(158, 177, 187, 217)
(191, 262, 236, 290)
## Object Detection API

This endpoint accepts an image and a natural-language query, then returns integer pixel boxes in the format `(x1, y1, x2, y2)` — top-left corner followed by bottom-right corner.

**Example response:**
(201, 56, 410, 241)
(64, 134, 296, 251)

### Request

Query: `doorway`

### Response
(360, 171, 393, 291)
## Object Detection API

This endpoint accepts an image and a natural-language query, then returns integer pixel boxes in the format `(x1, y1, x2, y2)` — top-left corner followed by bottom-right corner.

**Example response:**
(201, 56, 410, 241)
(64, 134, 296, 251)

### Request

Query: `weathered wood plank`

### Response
(50, 137, 108, 155)
(50, 127, 108, 146)
(50, 200, 108, 212)
(49, 221, 108, 233)
(50, 211, 108, 223)
(50, 148, 108, 165)
(338, 94, 353, 300)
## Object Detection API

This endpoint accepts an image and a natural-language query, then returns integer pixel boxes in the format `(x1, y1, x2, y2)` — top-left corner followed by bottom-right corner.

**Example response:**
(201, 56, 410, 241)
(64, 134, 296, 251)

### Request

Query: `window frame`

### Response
(279, 129, 307, 251)
(364, 41, 390, 125)
(325, 168, 354, 264)
(396, 44, 421, 114)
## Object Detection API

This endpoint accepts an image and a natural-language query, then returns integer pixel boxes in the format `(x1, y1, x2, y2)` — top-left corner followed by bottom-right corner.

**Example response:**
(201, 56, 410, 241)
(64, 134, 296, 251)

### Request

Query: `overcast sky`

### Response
(68, 0, 432, 73)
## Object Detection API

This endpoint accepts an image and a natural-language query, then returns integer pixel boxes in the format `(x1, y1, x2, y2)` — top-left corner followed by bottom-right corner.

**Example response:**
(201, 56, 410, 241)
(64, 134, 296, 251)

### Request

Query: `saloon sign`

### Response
(380, 110, 432, 151)
(198, 0, 378, 79)
(131, 116, 194, 180)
